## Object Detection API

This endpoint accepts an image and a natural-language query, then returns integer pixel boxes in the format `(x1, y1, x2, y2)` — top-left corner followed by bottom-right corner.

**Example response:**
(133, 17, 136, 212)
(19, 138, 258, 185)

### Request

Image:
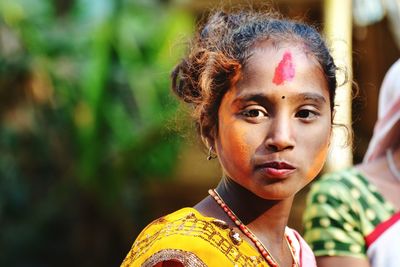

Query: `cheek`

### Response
(221, 124, 252, 163)
(303, 126, 331, 178)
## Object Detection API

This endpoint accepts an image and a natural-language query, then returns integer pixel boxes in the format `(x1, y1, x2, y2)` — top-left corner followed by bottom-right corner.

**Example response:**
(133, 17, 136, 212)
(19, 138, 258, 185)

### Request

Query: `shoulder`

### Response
(304, 168, 370, 228)
(307, 168, 370, 202)
(308, 167, 393, 216)
(121, 208, 212, 266)
(312, 168, 366, 189)
(121, 208, 265, 266)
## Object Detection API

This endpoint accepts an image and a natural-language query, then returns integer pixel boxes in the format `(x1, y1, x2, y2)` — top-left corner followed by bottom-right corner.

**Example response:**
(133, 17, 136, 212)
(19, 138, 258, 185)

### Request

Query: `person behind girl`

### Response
(303, 58, 400, 267)
(122, 9, 338, 267)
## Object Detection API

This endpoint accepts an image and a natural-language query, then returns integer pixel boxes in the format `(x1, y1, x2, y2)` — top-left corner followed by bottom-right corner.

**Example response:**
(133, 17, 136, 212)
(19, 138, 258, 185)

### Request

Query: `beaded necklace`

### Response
(209, 189, 299, 267)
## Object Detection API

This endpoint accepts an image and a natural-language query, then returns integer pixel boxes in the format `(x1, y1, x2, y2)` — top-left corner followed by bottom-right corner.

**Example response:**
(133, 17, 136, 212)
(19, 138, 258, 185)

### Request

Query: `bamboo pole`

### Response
(324, 0, 353, 172)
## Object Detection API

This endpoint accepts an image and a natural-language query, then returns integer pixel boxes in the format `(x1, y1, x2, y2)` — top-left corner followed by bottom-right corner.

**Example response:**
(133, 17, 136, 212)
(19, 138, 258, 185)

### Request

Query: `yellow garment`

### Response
(121, 208, 268, 266)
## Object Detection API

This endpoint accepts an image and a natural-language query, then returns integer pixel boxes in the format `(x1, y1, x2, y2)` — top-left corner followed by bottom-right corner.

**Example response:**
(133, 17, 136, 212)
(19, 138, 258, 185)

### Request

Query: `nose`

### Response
(264, 116, 295, 152)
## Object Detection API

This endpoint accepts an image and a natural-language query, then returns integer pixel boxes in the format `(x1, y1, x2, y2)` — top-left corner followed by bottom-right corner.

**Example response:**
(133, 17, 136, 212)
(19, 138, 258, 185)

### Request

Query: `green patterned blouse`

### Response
(303, 168, 396, 259)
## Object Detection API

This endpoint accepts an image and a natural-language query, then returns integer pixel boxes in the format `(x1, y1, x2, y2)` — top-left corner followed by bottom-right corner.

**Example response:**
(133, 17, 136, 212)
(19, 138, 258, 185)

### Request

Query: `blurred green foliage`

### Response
(0, 0, 194, 266)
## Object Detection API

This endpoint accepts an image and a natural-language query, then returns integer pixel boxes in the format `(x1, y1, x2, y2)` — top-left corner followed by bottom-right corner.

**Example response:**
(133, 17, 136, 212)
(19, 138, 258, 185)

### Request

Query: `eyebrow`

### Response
(232, 93, 272, 107)
(295, 92, 327, 104)
(233, 92, 327, 105)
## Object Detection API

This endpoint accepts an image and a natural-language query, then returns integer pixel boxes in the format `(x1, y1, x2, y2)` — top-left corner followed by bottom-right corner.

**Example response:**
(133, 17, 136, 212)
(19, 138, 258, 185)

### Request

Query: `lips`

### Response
(257, 161, 296, 179)
(261, 161, 295, 169)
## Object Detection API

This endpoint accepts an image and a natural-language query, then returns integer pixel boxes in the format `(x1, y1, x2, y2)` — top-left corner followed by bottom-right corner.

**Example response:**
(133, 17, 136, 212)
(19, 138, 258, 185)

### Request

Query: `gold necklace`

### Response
(209, 189, 299, 267)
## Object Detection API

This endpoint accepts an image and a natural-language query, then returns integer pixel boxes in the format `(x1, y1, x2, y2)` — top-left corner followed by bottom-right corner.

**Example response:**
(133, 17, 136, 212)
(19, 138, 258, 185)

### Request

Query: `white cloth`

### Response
(363, 58, 400, 162)
(366, 213, 400, 267)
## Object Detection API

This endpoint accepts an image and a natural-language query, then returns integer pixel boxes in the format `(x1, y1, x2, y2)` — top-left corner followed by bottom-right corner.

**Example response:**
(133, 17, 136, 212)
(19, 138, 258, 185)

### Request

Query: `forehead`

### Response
(236, 41, 328, 96)
(245, 41, 320, 76)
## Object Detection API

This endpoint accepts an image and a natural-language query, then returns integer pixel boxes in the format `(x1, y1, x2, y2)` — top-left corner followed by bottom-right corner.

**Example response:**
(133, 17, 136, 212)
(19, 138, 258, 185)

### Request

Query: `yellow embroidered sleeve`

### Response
(121, 208, 267, 267)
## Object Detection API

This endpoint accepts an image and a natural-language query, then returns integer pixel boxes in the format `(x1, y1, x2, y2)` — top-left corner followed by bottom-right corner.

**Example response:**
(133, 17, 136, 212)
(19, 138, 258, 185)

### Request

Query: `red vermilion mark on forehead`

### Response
(272, 52, 295, 85)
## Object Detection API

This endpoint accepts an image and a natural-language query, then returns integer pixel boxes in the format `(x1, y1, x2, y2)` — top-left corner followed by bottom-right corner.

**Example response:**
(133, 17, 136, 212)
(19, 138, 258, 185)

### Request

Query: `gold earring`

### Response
(207, 146, 217, 160)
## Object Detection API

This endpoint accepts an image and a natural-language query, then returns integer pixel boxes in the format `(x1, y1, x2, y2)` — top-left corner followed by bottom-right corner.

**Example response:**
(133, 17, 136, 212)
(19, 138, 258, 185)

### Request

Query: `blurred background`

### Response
(0, 0, 399, 266)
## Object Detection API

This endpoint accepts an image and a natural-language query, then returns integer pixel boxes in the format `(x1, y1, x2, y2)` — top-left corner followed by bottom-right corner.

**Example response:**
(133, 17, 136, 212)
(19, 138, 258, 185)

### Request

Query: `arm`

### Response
(316, 256, 370, 267)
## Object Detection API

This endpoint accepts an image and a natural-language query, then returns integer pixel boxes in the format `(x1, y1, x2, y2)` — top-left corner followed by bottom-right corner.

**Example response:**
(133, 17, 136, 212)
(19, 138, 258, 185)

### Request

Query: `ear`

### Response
(199, 112, 218, 149)
(329, 109, 336, 146)
(200, 127, 216, 150)
(331, 108, 336, 123)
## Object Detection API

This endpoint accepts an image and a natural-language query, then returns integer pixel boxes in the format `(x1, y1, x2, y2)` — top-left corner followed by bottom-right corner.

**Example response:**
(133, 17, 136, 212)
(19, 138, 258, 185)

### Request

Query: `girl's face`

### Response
(214, 43, 332, 200)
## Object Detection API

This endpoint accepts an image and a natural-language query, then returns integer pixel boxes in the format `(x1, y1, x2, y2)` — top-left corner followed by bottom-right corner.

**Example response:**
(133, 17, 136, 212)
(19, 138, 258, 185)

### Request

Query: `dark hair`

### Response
(171, 10, 337, 141)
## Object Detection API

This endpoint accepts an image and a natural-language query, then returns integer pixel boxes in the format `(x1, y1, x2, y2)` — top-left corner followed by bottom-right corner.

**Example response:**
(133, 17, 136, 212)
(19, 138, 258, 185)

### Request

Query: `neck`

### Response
(387, 147, 400, 182)
(391, 146, 400, 163)
(215, 177, 293, 240)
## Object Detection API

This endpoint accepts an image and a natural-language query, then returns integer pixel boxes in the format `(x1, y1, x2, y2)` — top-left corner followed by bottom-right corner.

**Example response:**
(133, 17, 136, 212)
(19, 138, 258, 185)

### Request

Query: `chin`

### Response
(255, 187, 297, 201)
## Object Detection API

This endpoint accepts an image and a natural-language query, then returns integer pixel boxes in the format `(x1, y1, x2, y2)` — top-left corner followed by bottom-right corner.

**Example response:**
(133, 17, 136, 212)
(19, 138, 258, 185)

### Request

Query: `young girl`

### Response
(122, 10, 337, 267)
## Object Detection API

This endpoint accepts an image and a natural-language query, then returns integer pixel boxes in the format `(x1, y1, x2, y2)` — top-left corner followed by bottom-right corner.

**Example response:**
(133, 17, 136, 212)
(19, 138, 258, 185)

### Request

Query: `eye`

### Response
(242, 109, 265, 117)
(295, 109, 319, 120)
